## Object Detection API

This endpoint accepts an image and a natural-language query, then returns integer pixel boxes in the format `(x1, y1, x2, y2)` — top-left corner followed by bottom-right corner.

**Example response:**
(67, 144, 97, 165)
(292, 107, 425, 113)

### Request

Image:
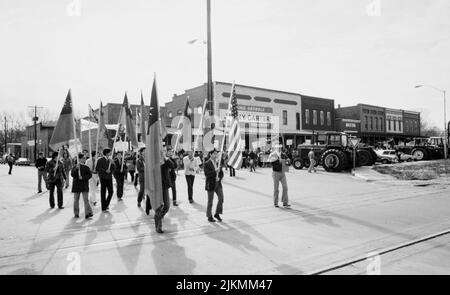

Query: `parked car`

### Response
(15, 158, 31, 166)
(376, 150, 399, 164)
(397, 152, 416, 162)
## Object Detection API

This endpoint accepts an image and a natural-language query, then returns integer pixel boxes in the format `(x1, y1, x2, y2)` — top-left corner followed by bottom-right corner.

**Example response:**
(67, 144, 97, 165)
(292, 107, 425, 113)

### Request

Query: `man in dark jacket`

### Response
(35, 152, 47, 193)
(136, 147, 146, 209)
(95, 148, 115, 212)
(7, 154, 14, 175)
(166, 148, 178, 206)
(151, 149, 175, 233)
(44, 151, 66, 209)
(71, 153, 93, 219)
(113, 151, 127, 201)
(204, 149, 224, 222)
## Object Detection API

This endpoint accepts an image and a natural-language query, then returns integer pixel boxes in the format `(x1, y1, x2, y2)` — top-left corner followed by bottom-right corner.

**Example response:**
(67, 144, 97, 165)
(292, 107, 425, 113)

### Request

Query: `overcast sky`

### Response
(0, 0, 449, 127)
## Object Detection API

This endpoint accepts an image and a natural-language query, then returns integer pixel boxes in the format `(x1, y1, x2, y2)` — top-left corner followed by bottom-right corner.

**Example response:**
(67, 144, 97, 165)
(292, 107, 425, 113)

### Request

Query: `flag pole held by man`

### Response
(144, 74, 172, 234)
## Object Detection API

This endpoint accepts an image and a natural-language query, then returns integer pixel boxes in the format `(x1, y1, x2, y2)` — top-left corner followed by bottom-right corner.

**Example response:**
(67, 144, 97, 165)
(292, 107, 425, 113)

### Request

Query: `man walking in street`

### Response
(44, 151, 66, 209)
(269, 145, 290, 208)
(71, 153, 93, 219)
(6, 154, 14, 175)
(113, 151, 127, 201)
(166, 148, 178, 206)
(85, 151, 98, 206)
(35, 152, 47, 193)
(136, 147, 146, 209)
(249, 150, 257, 172)
(96, 148, 115, 212)
(151, 147, 175, 233)
(62, 150, 73, 189)
(308, 148, 317, 173)
(183, 151, 199, 204)
(204, 149, 225, 222)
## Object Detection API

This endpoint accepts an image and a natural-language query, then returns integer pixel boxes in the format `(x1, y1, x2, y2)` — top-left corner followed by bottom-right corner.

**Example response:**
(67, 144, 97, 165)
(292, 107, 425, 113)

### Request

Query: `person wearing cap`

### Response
(136, 147, 146, 208)
(35, 152, 47, 193)
(95, 148, 116, 212)
(113, 151, 127, 201)
(44, 151, 66, 209)
(268, 144, 290, 208)
(203, 149, 225, 222)
(85, 151, 98, 206)
(71, 153, 93, 219)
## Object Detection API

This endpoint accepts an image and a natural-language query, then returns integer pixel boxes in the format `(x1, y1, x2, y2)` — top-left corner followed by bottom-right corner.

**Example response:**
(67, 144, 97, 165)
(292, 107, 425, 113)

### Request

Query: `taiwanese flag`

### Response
(118, 92, 139, 148)
(140, 91, 147, 143)
(97, 101, 112, 150)
(49, 90, 76, 151)
(144, 75, 164, 211)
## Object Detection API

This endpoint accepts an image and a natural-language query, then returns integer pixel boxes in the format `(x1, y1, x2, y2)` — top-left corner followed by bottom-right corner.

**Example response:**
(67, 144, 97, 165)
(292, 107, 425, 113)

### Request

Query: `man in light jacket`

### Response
(183, 151, 200, 204)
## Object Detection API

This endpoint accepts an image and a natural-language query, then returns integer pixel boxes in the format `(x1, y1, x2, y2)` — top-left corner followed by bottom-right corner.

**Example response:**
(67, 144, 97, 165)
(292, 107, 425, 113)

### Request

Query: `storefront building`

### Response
(161, 81, 335, 151)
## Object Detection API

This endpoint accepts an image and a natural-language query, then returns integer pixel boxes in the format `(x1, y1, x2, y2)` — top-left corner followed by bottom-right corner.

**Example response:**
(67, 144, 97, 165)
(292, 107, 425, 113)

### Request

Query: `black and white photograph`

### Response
(0, 0, 450, 279)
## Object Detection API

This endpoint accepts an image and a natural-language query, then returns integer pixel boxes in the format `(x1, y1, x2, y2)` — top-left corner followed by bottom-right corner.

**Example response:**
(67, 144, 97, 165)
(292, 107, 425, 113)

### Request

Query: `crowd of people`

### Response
(27, 144, 292, 234)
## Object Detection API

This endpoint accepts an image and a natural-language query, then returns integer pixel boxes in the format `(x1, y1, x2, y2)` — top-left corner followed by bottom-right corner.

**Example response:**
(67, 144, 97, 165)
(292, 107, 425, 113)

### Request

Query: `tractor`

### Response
(291, 132, 378, 172)
(409, 137, 449, 161)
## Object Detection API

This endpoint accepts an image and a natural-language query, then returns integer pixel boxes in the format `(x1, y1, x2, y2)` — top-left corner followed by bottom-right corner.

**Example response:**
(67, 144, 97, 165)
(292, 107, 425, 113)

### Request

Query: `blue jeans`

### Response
(272, 171, 288, 205)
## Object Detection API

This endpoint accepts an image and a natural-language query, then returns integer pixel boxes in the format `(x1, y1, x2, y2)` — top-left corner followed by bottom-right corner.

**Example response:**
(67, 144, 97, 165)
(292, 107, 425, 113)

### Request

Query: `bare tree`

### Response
(421, 120, 443, 137)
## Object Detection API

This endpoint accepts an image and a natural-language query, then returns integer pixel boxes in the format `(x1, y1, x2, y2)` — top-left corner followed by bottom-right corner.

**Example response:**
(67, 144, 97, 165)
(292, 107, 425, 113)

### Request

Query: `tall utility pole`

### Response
(28, 106, 43, 162)
(206, 0, 214, 121)
(3, 116, 6, 154)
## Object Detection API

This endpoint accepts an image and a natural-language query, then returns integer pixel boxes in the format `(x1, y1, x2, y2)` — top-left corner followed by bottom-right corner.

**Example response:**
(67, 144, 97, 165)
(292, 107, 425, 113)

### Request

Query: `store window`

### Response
(283, 110, 288, 125)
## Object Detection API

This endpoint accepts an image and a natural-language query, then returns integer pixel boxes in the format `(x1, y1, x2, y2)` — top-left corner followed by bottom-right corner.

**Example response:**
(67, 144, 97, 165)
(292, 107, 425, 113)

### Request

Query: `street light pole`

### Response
(415, 85, 447, 160)
(28, 105, 43, 162)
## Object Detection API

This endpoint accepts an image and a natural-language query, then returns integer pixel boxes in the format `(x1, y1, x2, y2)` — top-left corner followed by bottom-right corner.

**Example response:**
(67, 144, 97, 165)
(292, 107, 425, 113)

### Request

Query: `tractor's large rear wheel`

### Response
(321, 149, 347, 172)
(357, 149, 373, 166)
(411, 148, 428, 161)
(292, 158, 304, 170)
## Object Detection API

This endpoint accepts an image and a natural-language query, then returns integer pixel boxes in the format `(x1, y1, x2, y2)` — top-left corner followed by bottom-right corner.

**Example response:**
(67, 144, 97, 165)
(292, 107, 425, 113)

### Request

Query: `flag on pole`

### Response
(226, 84, 243, 169)
(160, 113, 168, 140)
(96, 102, 112, 151)
(118, 93, 139, 149)
(88, 104, 98, 123)
(49, 90, 76, 151)
(140, 91, 147, 143)
(144, 75, 164, 211)
(174, 97, 191, 151)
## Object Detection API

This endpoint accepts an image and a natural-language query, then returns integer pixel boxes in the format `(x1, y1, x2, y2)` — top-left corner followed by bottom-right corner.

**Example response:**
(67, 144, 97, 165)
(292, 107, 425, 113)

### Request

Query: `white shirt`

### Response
(183, 156, 200, 176)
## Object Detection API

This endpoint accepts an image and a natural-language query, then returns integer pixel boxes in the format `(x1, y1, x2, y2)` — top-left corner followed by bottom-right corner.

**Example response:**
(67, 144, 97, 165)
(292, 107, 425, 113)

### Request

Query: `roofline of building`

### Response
(337, 104, 420, 115)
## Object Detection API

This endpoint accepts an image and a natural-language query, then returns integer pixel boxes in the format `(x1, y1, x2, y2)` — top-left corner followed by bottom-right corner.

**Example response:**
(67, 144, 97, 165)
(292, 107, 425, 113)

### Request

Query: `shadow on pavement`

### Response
(150, 218, 196, 274)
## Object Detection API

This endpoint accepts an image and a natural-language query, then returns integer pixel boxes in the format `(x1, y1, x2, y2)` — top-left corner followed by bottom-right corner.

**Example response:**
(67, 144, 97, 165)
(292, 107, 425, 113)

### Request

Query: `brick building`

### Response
(335, 104, 421, 145)
(161, 82, 334, 151)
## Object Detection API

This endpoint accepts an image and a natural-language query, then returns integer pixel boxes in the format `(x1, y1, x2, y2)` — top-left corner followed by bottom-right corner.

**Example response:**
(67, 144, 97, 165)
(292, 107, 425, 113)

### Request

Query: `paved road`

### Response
(0, 164, 449, 274)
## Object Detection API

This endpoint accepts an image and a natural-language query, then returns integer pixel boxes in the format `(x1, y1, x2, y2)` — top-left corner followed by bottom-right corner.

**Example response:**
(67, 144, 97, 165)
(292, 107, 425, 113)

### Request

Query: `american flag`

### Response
(226, 84, 243, 169)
